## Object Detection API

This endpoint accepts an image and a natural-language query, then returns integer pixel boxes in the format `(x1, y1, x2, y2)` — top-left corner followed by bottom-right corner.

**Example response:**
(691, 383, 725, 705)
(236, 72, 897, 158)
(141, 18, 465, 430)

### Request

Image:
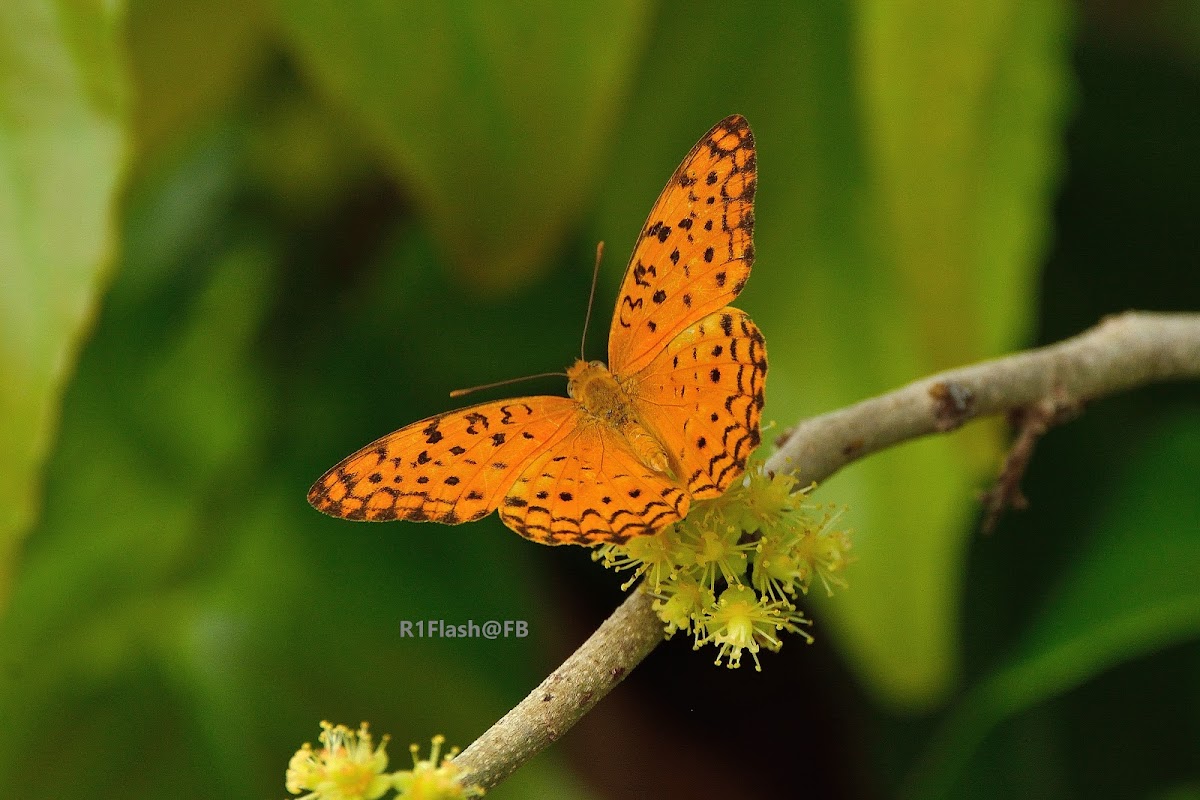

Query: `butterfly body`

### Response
(568, 358, 676, 476)
(310, 115, 764, 545)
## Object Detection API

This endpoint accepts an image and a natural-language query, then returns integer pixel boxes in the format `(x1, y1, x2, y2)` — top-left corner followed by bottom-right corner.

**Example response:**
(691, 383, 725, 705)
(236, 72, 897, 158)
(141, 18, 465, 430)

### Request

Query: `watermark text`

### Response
(400, 619, 528, 639)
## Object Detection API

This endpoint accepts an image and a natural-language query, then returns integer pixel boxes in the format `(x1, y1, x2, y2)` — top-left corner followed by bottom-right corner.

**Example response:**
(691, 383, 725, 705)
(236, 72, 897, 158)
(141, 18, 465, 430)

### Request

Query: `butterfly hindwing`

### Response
(632, 308, 766, 499)
(500, 422, 690, 545)
(308, 397, 578, 523)
(608, 114, 757, 377)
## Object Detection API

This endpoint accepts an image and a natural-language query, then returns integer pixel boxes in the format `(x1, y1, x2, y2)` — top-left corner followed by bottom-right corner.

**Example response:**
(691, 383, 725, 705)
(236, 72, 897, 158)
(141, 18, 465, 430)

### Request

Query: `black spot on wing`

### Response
(464, 412, 489, 434)
(422, 420, 443, 444)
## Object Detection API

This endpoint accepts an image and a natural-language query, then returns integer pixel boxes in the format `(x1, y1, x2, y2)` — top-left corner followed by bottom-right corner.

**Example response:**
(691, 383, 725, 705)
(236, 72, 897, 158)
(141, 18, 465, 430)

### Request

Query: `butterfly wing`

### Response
(631, 308, 766, 500)
(311, 117, 760, 542)
(499, 422, 690, 545)
(608, 114, 756, 377)
(308, 397, 578, 523)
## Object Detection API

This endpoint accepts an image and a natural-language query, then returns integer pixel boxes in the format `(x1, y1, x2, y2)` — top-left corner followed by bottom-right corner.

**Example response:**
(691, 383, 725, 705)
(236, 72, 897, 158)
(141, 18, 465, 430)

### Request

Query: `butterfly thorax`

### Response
(567, 359, 632, 422)
(567, 359, 673, 475)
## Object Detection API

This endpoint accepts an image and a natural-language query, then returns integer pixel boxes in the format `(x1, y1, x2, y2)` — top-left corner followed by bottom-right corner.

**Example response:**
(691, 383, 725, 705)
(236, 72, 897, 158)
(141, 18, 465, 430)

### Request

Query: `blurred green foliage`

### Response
(0, 0, 127, 600)
(0, 1, 1197, 798)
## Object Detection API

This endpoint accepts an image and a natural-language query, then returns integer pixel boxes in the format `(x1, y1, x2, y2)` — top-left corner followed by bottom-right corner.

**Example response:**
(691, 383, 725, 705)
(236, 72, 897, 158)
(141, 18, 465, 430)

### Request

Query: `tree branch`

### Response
(771, 311, 1200, 484)
(453, 589, 661, 790)
(453, 311, 1200, 790)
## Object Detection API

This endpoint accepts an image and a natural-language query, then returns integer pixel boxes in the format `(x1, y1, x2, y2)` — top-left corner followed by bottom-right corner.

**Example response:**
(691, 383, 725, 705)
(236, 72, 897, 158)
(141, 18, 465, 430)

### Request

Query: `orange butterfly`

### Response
(309, 115, 765, 545)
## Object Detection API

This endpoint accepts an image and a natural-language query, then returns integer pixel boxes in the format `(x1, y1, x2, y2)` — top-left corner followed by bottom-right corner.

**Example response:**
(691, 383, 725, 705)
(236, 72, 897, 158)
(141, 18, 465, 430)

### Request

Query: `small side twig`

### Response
(453, 311, 1200, 791)
(979, 388, 1082, 533)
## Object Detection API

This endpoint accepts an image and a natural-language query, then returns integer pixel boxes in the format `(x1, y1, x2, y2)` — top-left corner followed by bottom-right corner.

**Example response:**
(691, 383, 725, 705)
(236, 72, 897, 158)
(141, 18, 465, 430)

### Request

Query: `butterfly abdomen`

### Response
(619, 420, 673, 475)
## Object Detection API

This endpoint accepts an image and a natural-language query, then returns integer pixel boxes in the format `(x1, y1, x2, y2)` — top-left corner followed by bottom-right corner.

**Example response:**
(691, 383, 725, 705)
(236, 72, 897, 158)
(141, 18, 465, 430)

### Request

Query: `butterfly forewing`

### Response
(607, 115, 757, 377)
(308, 397, 578, 523)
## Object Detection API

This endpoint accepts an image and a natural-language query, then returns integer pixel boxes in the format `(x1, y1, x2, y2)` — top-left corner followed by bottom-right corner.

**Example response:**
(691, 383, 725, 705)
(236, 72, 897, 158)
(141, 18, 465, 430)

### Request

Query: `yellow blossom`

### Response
(392, 735, 483, 799)
(287, 721, 392, 800)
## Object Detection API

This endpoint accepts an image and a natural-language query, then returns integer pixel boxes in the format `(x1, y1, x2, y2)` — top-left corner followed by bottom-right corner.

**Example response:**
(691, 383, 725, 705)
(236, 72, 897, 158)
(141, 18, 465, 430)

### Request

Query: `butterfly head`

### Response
(566, 359, 608, 396)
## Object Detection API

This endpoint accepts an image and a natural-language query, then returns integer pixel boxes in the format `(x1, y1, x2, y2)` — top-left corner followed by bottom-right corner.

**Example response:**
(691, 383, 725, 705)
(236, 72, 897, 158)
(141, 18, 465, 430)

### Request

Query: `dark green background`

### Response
(1, 1, 1198, 798)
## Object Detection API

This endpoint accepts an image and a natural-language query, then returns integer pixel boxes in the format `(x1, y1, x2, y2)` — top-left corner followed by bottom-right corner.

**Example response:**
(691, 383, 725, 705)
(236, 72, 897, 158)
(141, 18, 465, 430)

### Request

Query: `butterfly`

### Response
(308, 115, 765, 545)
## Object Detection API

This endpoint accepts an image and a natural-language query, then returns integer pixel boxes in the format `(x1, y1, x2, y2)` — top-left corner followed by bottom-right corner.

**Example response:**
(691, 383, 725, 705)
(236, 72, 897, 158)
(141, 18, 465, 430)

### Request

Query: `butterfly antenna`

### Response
(449, 372, 568, 399)
(454, 242, 603, 400)
(580, 241, 604, 360)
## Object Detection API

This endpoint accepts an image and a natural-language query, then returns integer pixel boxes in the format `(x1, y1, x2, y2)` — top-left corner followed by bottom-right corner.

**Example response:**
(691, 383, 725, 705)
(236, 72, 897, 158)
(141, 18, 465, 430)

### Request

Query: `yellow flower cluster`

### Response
(594, 464, 852, 670)
(287, 724, 482, 800)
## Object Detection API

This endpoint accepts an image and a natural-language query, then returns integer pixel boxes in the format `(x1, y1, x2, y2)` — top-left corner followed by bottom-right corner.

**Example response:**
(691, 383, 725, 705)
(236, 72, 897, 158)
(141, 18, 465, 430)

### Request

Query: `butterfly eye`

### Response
(591, 360, 605, 369)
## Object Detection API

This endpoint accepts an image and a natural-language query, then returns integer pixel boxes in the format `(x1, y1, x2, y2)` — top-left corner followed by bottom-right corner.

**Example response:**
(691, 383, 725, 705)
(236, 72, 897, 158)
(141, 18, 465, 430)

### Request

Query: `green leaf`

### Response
(276, 0, 653, 291)
(904, 413, 1200, 799)
(815, 0, 1073, 709)
(590, 0, 1071, 707)
(857, 1, 1072, 364)
(0, 0, 129, 607)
